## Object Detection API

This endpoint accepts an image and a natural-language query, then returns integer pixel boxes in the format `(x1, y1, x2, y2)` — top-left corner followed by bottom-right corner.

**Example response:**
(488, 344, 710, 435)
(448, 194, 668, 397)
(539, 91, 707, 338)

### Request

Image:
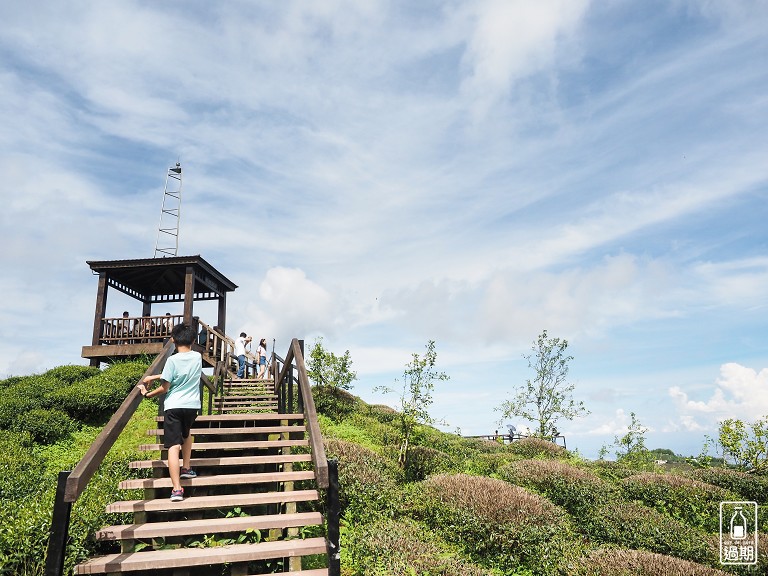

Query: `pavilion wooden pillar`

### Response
(217, 292, 227, 334)
(141, 300, 152, 317)
(89, 273, 108, 366)
(183, 266, 195, 323)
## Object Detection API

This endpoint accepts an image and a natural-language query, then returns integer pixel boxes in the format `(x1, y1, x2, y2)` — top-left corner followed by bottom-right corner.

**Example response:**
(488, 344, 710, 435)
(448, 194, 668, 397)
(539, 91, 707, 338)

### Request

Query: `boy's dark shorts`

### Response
(163, 408, 198, 449)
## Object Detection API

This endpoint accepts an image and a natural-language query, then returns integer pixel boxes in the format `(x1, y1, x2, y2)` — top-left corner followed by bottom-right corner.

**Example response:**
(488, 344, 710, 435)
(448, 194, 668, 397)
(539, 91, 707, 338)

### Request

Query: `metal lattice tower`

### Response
(153, 162, 183, 258)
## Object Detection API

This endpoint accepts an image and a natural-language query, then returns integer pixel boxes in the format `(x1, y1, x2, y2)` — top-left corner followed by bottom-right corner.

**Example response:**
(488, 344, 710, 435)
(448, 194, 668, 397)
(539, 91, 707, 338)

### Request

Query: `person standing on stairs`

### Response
(137, 323, 202, 502)
(234, 332, 251, 379)
(256, 337, 268, 379)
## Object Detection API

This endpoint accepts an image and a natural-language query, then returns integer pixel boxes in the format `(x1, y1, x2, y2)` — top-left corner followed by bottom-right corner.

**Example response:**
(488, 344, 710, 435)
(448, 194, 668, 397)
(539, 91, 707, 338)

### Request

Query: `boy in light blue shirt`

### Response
(137, 323, 202, 501)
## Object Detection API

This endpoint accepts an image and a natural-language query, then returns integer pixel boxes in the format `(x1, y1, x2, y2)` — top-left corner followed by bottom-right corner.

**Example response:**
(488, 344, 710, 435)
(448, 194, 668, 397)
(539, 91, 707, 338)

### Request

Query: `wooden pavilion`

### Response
(81, 255, 237, 366)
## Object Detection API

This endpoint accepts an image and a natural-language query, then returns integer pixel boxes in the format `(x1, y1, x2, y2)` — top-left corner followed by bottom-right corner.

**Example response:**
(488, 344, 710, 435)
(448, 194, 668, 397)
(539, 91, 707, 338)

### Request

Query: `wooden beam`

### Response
(183, 266, 194, 323)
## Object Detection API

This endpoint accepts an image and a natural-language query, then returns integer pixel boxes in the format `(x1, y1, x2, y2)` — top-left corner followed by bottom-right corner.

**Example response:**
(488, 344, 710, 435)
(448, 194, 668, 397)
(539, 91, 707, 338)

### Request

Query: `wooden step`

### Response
(271, 570, 328, 576)
(156, 413, 303, 422)
(147, 425, 306, 436)
(217, 399, 278, 406)
(217, 400, 279, 406)
(217, 394, 277, 400)
(96, 511, 323, 541)
(129, 453, 312, 470)
(138, 439, 309, 451)
(120, 470, 316, 489)
(107, 489, 319, 513)
(74, 536, 327, 574)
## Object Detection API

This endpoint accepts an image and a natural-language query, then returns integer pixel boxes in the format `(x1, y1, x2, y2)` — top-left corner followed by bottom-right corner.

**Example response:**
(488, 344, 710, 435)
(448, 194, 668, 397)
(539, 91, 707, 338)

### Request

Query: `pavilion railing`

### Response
(98, 314, 183, 345)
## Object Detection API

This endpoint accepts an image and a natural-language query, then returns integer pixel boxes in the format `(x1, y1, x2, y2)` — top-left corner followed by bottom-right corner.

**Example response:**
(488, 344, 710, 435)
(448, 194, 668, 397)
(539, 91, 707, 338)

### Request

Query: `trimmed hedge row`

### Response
(0, 362, 147, 443)
(345, 518, 493, 575)
(415, 473, 581, 575)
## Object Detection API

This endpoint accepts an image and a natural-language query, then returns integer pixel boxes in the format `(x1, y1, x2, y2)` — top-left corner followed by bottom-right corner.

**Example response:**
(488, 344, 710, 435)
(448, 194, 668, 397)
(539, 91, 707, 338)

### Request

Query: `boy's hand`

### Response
(137, 383, 148, 397)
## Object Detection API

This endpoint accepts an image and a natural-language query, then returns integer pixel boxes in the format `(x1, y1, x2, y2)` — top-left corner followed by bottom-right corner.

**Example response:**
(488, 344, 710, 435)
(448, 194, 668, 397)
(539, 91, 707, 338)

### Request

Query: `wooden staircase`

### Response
(73, 379, 329, 575)
(217, 378, 279, 413)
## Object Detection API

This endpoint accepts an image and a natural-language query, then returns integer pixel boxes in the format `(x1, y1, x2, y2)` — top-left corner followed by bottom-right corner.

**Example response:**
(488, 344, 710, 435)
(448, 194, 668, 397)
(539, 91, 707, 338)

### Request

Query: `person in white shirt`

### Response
(234, 332, 251, 378)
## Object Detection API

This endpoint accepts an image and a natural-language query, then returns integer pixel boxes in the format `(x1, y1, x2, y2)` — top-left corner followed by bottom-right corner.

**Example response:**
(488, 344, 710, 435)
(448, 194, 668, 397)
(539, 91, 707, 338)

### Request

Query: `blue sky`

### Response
(1, 0, 767, 458)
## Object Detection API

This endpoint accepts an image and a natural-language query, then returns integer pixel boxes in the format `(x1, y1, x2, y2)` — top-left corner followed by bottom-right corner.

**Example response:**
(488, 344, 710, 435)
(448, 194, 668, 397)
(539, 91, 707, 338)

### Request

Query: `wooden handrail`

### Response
(64, 340, 175, 502)
(277, 339, 328, 488)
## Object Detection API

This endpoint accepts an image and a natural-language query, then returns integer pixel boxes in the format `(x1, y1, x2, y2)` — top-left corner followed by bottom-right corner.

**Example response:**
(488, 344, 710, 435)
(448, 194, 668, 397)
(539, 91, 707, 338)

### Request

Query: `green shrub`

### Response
(312, 385, 361, 421)
(0, 395, 43, 429)
(324, 439, 400, 523)
(0, 431, 45, 501)
(583, 501, 714, 565)
(366, 403, 398, 424)
(689, 467, 768, 504)
(46, 361, 147, 423)
(569, 548, 729, 576)
(0, 487, 54, 575)
(507, 437, 568, 459)
(346, 412, 400, 448)
(44, 365, 101, 384)
(416, 473, 581, 575)
(345, 518, 494, 575)
(0, 375, 26, 389)
(404, 445, 460, 482)
(587, 459, 638, 482)
(499, 459, 618, 518)
(13, 408, 76, 444)
(464, 451, 521, 476)
(621, 473, 737, 532)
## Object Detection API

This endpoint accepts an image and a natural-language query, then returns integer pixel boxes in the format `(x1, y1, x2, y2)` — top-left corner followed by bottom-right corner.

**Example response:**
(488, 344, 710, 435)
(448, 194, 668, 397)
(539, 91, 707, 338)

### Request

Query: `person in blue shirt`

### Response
(137, 323, 202, 502)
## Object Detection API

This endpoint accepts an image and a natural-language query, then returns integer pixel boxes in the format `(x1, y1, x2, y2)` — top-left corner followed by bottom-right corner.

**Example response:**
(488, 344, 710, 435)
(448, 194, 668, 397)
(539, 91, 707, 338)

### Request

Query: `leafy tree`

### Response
(712, 416, 768, 474)
(306, 337, 357, 390)
(377, 340, 449, 467)
(604, 412, 654, 470)
(497, 330, 589, 438)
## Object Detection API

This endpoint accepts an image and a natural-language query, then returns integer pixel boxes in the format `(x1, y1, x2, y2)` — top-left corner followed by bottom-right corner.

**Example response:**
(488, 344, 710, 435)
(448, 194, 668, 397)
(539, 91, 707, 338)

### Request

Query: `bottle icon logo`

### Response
(720, 501, 758, 565)
(730, 506, 747, 540)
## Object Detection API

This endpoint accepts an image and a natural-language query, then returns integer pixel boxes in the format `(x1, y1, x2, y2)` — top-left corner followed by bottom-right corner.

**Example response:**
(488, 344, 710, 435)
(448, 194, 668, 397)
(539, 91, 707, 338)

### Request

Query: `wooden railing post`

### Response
(45, 470, 72, 576)
(327, 459, 340, 576)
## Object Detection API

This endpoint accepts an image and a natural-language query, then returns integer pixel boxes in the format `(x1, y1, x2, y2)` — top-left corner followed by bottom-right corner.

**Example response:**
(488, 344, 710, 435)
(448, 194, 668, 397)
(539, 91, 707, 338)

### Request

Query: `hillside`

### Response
(1, 365, 767, 575)
(313, 385, 768, 576)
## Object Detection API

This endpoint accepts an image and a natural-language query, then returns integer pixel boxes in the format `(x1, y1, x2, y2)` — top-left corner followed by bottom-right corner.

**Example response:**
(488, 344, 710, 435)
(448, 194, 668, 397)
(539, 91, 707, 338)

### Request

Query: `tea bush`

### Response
(416, 473, 581, 575)
(366, 403, 398, 424)
(586, 459, 637, 482)
(13, 408, 76, 444)
(569, 548, 729, 576)
(46, 361, 146, 423)
(499, 459, 618, 518)
(582, 500, 715, 565)
(403, 445, 460, 482)
(688, 467, 768, 504)
(507, 437, 568, 459)
(323, 439, 400, 524)
(463, 451, 521, 476)
(312, 385, 362, 421)
(621, 473, 737, 532)
(44, 365, 101, 384)
(345, 518, 494, 575)
(0, 431, 44, 501)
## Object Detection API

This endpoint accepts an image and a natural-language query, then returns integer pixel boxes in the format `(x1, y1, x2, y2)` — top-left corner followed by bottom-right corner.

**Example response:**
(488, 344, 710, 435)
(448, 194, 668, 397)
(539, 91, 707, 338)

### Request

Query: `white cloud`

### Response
(240, 267, 340, 342)
(460, 0, 590, 117)
(670, 363, 768, 425)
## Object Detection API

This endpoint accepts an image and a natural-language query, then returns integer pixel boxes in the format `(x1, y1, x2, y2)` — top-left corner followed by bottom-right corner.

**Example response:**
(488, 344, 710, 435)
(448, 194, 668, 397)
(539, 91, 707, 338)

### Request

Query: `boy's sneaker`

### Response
(180, 468, 197, 479)
(170, 488, 184, 502)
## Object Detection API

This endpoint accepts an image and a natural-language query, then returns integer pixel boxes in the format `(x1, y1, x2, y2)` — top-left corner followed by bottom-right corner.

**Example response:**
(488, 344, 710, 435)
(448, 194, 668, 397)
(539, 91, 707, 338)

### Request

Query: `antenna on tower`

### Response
(153, 162, 183, 258)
